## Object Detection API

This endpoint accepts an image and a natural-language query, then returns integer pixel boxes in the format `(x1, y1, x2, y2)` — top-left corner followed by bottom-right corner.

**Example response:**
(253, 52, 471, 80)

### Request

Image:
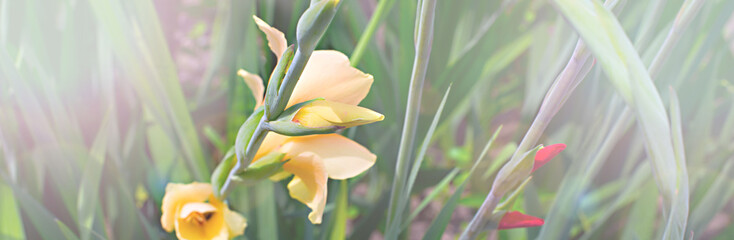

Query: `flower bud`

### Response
(496, 177, 532, 211)
(296, 0, 340, 51)
(233, 152, 288, 186)
(269, 0, 340, 121)
(234, 108, 265, 169)
(265, 45, 295, 120)
(491, 145, 541, 195)
(267, 99, 384, 136)
(211, 149, 236, 199)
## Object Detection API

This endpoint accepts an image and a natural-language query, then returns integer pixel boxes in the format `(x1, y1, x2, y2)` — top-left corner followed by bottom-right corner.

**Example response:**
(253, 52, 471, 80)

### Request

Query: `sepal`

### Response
(233, 152, 289, 186)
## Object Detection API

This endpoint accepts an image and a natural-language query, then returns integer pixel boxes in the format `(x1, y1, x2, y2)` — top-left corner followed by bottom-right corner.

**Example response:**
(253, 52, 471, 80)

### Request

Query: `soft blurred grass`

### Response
(1, 0, 734, 239)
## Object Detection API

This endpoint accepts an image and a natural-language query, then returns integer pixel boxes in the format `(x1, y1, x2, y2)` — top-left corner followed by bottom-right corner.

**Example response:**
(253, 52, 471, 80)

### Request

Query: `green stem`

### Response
(460, 191, 501, 240)
(349, 0, 397, 66)
(219, 0, 341, 198)
(219, 116, 270, 197)
(269, 49, 312, 119)
(384, 0, 437, 238)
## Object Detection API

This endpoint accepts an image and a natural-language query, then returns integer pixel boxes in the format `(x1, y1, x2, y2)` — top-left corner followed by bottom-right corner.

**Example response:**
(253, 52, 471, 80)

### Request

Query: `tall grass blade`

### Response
(8, 185, 68, 240)
(0, 183, 24, 240)
(667, 87, 690, 239)
(77, 112, 111, 240)
(385, 0, 438, 237)
(396, 85, 452, 231)
(87, 0, 209, 180)
(402, 168, 460, 230)
(551, 0, 689, 237)
(621, 181, 658, 239)
(687, 160, 734, 235)
(349, 0, 397, 66)
(254, 182, 279, 240)
(329, 181, 349, 240)
(423, 127, 500, 240)
(57, 219, 82, 240)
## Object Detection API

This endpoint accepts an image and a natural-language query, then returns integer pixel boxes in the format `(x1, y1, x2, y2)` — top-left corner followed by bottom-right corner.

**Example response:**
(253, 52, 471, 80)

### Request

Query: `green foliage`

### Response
(2, 0, 733, 239)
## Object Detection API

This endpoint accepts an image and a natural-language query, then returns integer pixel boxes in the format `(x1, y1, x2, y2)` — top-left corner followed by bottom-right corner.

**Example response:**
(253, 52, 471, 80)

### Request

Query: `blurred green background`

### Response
(1, 0, 734, 239)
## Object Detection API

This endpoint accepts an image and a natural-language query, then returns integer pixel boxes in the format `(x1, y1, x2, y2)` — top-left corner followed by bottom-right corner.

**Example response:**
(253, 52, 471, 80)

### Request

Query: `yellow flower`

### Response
(161, 182, 247, 240)
(239, 16, 383, 224)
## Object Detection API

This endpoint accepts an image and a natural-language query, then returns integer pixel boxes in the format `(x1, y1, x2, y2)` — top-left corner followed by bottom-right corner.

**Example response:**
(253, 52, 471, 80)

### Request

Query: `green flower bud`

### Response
(269, 0, 341, 121)
(265, 45, 295, 121)
(234, 108, 265, 168)
(296, 0, 340, 51)
(495, 177, 533, 211)
(491, 145, 541, 195)
(233, 152, 288, 186)
(211, 148, 236, 199)
(213, 108, 265, 198)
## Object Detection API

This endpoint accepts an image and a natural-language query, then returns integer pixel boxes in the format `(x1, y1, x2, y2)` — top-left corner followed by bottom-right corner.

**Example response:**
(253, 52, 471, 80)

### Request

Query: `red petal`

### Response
(532, 143, 566, 172)
(498, 211, 545, 230)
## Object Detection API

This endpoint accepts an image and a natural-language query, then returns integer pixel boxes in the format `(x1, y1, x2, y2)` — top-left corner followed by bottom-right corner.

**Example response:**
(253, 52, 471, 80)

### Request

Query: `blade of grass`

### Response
(88, 0, 209, 180)
(329, 181, 348, 240)
(57, 219, 82, 240)
(522, 17, 577, 116)
(384, 0, 437, 237)
(541, 0, 705, 238)
(203, 125, 227, 154)
(579, 162, 652, 240)
(0, 0, 6, 45)
(6, 183, 68, 240)
(0, 183, 24, 240)
(77, 111, 111, 240)
(632, 0, 665, 50)
(435, 31, 533, 143)
(349, 0, 398, 66)
(107, 157, 159, 240)
(667, 87, 690, 239)
(551, 0, 694, 237)
(423, 176, 469, 240)
(446, 0, 517, 67)
(401, 168, 460, 230)
(621, 181, 659, 239)
(481, 142, 516, 179)
(193, 0, 252, 107)
(422, 127, 499, 240)
(254, 181, 279, 240)
(687, 159, 734, 235)
(395, 85, 452, 231)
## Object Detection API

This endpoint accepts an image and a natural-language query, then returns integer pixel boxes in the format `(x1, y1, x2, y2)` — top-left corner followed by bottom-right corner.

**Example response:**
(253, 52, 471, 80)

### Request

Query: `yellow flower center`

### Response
(180, 202, 217, 221)
(184, 211, 215, 225)
(178, 202, 222, 235)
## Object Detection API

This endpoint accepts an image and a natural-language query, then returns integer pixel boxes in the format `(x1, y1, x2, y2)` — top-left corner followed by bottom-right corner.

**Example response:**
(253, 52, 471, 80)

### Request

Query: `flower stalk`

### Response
(268, 0, 340, 120)
(461, 0, 704, 237)
(217, 0, 341, 198)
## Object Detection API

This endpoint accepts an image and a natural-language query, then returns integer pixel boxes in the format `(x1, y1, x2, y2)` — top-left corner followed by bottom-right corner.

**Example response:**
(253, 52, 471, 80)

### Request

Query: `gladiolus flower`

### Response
(531, 143, 566, 172)
(498, 211, 545, 230)
(161, 183, 247, 240)
(237, 16, 382, 224)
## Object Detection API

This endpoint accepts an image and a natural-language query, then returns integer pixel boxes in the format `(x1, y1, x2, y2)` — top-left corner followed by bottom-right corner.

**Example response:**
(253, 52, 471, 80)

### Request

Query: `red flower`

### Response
(531, 143, 566, 173)
(498, 211, 545, 230)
